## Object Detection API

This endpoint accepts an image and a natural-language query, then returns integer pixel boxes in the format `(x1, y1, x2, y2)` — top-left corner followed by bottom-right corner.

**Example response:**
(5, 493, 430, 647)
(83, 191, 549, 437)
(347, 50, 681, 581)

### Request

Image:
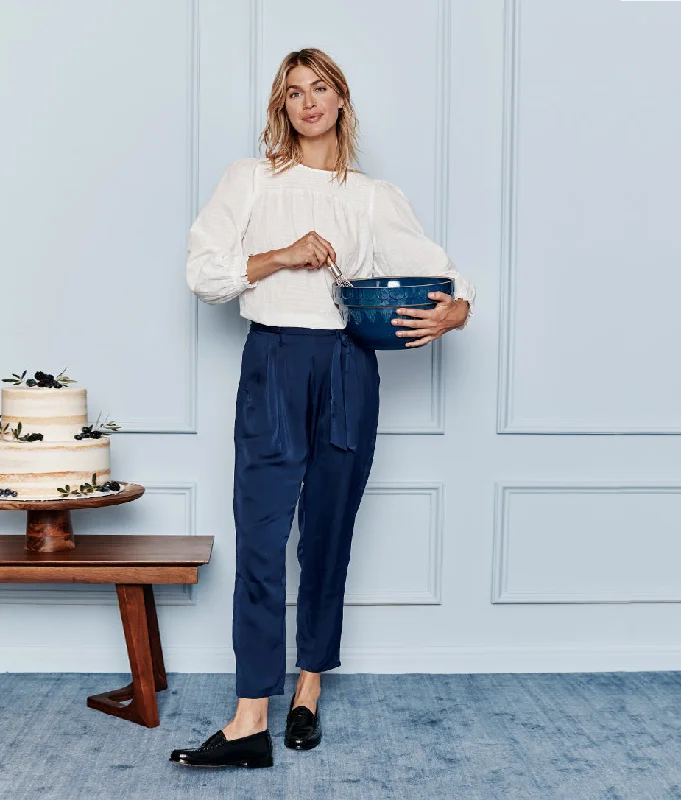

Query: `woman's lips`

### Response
(302, 114, 323, 122)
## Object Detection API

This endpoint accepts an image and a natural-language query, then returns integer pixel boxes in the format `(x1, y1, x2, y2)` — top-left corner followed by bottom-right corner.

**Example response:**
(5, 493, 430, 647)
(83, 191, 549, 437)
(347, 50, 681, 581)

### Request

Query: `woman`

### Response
(170, 47, 475, 769)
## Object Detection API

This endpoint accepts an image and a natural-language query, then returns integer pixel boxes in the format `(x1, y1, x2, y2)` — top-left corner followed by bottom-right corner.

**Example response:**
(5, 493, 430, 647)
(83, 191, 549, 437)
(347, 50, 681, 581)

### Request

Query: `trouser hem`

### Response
(236, 685, 286, 699)
(294, 659, 341, 672)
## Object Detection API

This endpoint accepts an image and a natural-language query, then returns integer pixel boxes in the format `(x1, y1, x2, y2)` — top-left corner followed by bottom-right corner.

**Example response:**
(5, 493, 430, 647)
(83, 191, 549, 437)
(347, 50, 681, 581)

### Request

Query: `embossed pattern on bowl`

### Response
(333, 276, 454, 350)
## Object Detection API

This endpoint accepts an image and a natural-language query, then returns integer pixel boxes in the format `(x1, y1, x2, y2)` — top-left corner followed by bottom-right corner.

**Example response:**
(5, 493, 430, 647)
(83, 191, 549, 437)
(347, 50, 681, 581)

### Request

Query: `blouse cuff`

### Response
(455, 299, 473, 329)
(452, 289, 475, 329)
(221, 252, 258, 292)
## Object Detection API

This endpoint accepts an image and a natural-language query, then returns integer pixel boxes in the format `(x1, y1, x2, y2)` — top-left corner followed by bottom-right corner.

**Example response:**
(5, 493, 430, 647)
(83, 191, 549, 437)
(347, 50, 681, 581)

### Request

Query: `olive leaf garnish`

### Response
(74, 412, 121, 440)
(56, 473, 121, 497)
(2, 370, 27, 385)
(10, 421, 43, 442)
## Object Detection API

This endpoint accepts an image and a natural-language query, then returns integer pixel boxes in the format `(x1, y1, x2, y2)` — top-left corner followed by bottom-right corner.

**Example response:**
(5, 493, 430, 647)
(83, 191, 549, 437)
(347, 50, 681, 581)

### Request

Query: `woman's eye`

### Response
(288, 87, 325, 98)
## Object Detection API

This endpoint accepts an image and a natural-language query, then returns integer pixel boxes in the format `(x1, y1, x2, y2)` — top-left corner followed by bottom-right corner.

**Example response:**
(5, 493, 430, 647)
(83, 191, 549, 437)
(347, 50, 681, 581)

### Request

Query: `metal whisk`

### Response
(326, 255, 353, 287)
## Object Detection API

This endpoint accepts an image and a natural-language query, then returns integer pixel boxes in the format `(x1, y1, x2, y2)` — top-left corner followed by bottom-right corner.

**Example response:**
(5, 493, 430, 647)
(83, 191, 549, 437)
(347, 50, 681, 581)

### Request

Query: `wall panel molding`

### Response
(286, 482, 444, 605)
(496, 0, 681, 435)
(492, 481, 681, 603)
(121, 0, 199, 434)
(496, 0, 528, 435)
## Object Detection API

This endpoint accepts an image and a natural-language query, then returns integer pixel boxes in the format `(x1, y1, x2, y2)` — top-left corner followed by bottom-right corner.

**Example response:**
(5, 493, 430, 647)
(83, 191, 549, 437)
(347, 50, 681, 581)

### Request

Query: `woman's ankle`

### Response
(223, 713, 268, 734)
(296, 669, 321, 691)
(234, 698, 268, 724)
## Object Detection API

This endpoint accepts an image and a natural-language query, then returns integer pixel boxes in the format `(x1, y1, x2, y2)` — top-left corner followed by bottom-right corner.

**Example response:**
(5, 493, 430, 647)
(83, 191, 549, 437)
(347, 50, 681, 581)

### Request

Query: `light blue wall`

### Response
(1, 0, 679, 673)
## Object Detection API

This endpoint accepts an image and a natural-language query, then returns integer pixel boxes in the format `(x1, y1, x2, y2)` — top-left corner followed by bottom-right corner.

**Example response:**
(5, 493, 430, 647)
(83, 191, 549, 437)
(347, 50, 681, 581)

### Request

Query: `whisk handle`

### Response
(326, 254, 342, 278)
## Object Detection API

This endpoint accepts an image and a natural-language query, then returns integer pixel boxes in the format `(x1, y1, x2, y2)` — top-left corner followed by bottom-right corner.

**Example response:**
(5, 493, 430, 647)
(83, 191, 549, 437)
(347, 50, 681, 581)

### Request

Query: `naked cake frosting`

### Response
(0, 368, 124, 500)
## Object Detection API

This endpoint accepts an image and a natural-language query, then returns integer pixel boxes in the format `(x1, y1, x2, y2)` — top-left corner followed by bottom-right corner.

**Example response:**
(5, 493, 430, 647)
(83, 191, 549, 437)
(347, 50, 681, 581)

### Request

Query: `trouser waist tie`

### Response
(330, 330, 359, 453)
(249, 322, 360, 453)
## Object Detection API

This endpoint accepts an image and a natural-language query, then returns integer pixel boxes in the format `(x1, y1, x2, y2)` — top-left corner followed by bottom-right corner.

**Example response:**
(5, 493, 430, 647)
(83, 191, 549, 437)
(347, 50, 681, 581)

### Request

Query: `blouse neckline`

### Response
(294, 163, 335, 174)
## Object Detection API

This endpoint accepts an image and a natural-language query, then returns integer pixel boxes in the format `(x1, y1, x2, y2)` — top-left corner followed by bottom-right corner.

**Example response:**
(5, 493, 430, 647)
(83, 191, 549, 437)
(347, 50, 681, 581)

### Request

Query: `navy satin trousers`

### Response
(232, 322, 380, 698)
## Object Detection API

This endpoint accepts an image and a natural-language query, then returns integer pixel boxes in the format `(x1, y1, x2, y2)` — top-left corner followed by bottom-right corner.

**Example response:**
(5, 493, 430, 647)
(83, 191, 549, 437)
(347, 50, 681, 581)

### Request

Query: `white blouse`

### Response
(186, 157, 476, 330)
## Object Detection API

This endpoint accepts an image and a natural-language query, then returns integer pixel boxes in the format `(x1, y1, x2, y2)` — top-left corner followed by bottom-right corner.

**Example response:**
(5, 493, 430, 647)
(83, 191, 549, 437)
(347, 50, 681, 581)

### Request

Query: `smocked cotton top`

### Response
(185, 156, 476, 329)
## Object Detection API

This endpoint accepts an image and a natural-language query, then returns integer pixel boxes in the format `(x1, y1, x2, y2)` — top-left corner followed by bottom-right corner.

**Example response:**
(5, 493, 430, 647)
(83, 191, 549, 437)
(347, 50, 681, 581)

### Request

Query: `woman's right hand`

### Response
(277, 231, 337, 271)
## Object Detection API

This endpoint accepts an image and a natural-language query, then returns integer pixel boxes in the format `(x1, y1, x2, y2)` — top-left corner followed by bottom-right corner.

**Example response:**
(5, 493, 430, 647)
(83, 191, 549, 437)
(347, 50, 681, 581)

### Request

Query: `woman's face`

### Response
(284, 64, 344, 138)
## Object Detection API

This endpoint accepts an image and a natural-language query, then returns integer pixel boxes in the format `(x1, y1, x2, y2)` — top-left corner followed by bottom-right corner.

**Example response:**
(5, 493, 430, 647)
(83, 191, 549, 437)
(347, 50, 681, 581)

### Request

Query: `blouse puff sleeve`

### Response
(185, 157, 259, 304)
(370, 179, 476, 328)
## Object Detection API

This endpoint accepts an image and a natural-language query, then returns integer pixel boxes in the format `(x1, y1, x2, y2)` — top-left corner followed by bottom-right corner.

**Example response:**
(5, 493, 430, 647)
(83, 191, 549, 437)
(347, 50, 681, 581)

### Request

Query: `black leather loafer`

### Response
(284, 693, 322, 750)
(169, 728, 273, 768)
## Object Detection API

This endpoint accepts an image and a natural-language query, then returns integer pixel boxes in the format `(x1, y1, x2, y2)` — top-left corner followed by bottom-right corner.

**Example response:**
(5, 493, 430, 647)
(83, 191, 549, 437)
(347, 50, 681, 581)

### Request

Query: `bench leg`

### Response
(87, 584, 167, 728)
(143, 583, 168, 692)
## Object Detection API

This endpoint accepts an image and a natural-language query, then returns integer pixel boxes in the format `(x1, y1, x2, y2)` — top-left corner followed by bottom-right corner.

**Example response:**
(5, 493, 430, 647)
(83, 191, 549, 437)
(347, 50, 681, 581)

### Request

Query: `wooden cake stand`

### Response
(0, 483, 145, 552)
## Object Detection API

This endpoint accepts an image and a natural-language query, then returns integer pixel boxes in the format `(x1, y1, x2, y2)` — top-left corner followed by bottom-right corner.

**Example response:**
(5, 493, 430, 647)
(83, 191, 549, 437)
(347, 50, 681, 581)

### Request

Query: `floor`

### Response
(2, 671, 681, 799)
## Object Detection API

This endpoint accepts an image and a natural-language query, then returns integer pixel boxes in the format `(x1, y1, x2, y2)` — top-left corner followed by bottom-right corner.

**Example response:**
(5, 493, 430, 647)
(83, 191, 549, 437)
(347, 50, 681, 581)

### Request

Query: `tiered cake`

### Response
(0, 369, 122, 500)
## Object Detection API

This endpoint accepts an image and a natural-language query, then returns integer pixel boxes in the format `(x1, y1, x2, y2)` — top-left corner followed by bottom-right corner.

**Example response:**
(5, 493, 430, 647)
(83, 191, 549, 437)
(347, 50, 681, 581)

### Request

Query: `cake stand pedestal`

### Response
(0, 483, 145, 552)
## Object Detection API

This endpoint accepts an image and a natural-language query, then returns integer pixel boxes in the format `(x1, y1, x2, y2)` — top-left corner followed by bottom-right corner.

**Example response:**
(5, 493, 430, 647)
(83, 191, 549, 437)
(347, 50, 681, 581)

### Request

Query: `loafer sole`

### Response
(170, 752, 273, 768)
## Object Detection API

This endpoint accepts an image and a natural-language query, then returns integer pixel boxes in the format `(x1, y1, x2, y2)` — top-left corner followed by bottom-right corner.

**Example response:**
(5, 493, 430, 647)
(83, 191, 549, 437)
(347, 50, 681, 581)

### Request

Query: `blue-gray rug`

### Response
(1, 671, 680, 799)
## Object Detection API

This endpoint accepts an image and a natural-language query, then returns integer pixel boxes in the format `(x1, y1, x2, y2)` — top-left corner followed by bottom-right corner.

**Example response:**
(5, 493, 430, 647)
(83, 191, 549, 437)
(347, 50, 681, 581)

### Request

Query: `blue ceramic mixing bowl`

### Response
(333, 276, 454, 350)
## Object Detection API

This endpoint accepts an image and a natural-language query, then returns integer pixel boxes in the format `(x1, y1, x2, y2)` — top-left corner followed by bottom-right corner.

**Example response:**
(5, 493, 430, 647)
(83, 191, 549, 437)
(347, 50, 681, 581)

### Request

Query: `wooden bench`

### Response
(0, 534, 214, 728)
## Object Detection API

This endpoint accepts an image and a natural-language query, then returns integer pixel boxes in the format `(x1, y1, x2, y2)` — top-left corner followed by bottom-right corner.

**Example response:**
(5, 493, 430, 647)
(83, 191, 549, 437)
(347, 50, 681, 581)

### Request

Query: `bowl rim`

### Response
(341, 301, 436, 309)
(338, 275, 453, 289)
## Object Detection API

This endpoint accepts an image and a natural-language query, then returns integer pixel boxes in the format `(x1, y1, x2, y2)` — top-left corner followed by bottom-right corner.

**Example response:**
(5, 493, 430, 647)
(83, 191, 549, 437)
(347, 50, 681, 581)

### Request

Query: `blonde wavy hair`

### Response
(258, 48, 362, 185)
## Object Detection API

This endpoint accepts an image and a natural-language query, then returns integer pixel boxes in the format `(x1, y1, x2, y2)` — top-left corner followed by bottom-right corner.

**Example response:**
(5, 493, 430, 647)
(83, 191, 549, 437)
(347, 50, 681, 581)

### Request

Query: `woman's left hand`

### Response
(391, 292, 470, 347)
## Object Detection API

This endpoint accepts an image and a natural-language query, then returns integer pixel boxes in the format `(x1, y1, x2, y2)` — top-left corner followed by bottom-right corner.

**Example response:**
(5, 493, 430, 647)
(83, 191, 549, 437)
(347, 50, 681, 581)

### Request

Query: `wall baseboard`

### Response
(3, 644, 681, 674)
